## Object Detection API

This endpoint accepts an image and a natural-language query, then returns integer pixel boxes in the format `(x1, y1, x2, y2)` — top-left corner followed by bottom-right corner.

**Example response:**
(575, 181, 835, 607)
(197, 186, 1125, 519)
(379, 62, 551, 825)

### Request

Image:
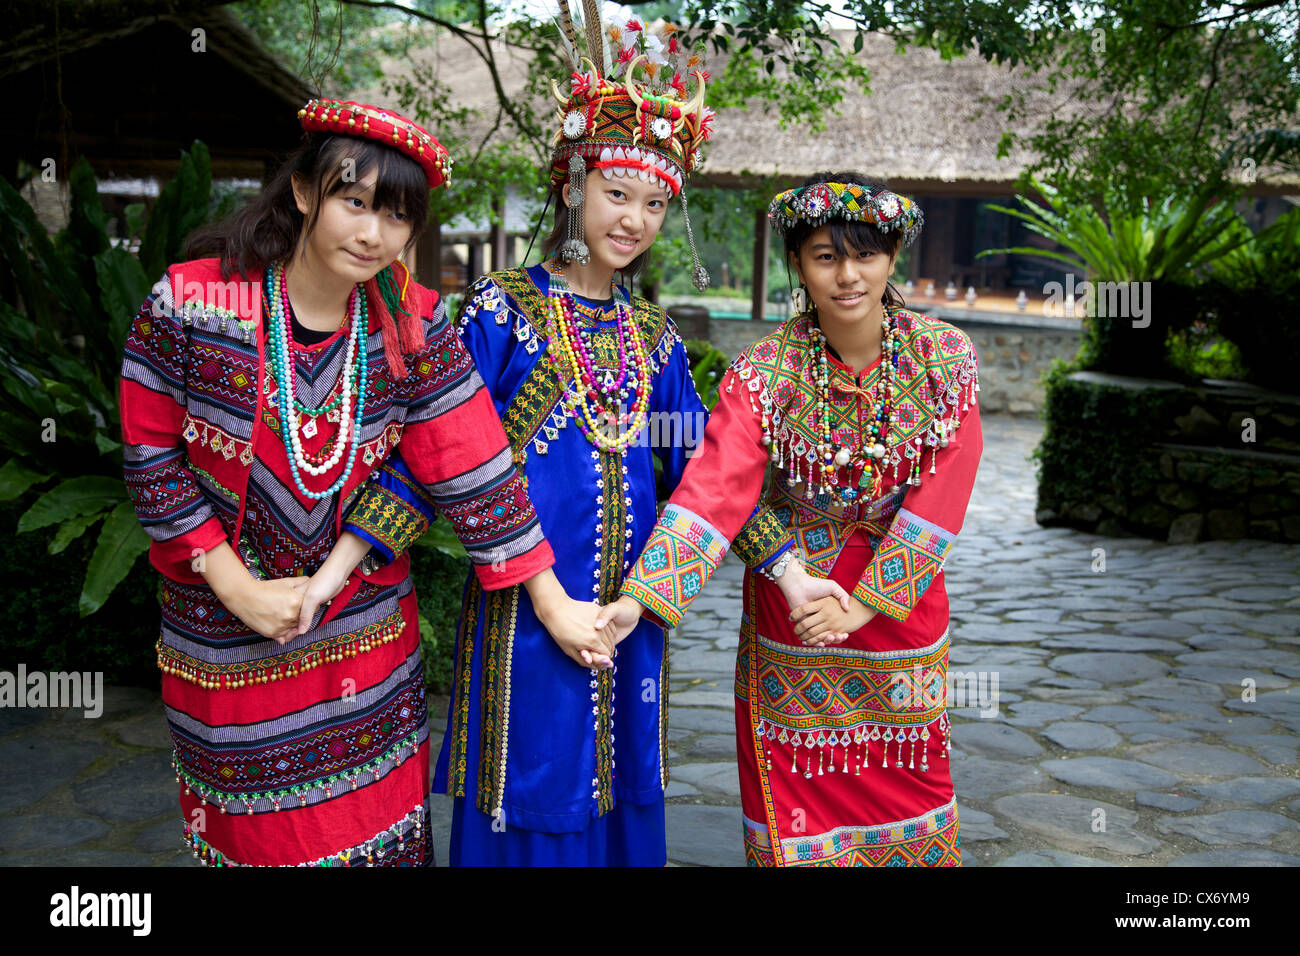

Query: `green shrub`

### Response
(0, 501, 160, 686)
(410, 540, 472, 693)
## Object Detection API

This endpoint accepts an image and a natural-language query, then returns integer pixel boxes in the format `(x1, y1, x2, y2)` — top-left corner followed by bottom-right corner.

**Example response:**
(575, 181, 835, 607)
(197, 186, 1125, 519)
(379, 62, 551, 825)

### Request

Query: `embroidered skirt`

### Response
(159, 576, 432, 866)
(736, 531, 961, 866)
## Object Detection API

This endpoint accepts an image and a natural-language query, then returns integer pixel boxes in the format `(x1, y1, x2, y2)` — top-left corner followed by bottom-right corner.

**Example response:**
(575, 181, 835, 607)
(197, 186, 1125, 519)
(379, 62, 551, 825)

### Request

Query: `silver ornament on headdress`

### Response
(679, 188, 709, 292)
(558, 152, 591, 265)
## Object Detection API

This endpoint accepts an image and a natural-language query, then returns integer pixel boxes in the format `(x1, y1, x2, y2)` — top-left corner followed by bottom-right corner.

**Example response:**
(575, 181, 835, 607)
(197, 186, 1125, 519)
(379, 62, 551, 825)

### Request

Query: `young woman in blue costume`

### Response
(327, 10, 850, 866)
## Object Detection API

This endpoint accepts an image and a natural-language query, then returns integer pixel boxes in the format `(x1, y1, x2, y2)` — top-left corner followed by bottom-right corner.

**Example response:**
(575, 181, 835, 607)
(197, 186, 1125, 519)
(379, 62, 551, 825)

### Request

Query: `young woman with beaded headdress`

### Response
(337, 4, 850, 866)
(118, 98, 619, 867)
(598, 171, 984, 866)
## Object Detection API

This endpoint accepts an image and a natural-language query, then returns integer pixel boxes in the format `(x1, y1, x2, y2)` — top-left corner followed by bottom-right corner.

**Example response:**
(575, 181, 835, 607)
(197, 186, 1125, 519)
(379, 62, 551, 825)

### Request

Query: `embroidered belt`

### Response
(749, 630, 953, 779)
(752, 629, 950, 731)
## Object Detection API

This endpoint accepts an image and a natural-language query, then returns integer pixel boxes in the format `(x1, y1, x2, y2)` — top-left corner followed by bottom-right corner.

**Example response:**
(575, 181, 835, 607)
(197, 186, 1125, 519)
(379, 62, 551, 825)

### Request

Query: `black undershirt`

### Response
(288, 303, 335, 346)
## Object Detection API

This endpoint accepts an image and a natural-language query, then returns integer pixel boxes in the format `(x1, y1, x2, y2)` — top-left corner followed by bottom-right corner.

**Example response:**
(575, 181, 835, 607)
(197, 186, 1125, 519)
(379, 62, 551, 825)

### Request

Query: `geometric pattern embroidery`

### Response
(169, 678, 425, 805)
(731, 506, 794, 568)
(742, 801, 961, 867)
(345, 464, 436, 561)
(854, 507, 954, 622)
(730, 308, 975, 596)
(755, 631, 949, 731)
(621, 504, 730, 628)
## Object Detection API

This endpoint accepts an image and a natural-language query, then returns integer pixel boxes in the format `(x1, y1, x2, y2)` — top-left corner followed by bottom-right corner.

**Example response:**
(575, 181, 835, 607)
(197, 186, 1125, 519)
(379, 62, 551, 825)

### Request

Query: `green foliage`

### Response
(1032, 359, 1176, 529)
(229, 0, 400, 91)
(684, 337, 728, 409)
(0, 143, 222, 615)
(979, 178, 1256, 285)
(980, 177, 1259, 377)
(679, 2, 1300, 205)
(0, 501, 160, 685)
(409, 544, 471, 692)
(705, 29, 872, 130)
(1166, 327, 1246, 381)
(1201, 207, 1300, 389)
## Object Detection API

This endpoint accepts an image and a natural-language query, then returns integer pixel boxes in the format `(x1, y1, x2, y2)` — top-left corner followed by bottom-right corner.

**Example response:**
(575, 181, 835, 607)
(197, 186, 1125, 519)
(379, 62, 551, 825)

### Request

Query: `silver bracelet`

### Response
(764, 549, 801, 582)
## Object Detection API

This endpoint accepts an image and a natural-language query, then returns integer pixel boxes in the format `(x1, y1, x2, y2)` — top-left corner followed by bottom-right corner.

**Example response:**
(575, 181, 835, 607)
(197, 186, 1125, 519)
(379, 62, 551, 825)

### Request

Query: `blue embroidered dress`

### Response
(343, 264, 793, 864)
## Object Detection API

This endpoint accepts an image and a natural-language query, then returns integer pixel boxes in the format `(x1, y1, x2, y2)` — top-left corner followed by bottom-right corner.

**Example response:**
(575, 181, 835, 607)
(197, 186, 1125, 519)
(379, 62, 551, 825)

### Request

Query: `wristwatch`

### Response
(763, 548, 803, 583)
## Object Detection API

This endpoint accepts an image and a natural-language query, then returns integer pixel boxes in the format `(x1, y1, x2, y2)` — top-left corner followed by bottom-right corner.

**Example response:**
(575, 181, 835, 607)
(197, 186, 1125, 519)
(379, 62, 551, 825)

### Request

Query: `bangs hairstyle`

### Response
(186, 132, 429, 281)
(185, 132, 432, 381)
(540, 179, 653, 282)
(782, 170, 907, 311)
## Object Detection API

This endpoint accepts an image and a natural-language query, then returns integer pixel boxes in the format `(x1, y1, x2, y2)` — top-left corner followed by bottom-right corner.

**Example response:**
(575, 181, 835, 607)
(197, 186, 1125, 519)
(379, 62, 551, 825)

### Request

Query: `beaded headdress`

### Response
(769, 182, 924, 248)
(548, 1, 714, 289)
(298, 98, 453, 190)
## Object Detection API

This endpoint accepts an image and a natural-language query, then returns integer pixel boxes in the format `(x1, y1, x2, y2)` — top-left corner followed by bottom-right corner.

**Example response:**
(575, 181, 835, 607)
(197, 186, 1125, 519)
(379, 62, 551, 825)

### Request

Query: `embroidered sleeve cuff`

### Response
(621, 577, 683, 629)
(343, 479, 433, 565)
(620, 504, 730, 630)
(731, 506, 795, 570)
(851, 578, 912, 622)
(854, 507, 955, 622)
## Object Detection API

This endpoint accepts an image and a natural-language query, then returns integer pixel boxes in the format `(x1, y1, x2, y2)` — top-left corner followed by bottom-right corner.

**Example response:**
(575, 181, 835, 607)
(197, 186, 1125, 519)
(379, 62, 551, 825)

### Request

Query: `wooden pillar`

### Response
(490, 196, 508, 271)
(415, 214, 441, 296)
(751, 205, 769, 322)
(468, 242, 484, 283)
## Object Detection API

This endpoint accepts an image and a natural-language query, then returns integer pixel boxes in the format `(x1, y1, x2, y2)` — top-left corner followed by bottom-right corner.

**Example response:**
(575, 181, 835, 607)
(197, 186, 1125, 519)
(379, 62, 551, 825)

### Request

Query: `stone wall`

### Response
(1036, 371, 1300, 544)
(947, 316, 1081, 416)
(668, 304, 1081, 417)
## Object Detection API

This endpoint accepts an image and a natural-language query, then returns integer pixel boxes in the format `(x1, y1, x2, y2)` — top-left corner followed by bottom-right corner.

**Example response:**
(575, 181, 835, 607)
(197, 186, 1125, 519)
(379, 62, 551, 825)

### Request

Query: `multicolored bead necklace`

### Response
(265, 263, 369, 499)
(807, 304, 901, 503)
(543, 268, 652, 453)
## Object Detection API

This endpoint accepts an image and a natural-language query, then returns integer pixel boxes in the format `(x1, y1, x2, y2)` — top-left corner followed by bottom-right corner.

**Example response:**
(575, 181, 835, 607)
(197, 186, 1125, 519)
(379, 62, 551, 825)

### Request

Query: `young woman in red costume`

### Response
(119, 98, 614, 867)
(601, 171, 983, 866)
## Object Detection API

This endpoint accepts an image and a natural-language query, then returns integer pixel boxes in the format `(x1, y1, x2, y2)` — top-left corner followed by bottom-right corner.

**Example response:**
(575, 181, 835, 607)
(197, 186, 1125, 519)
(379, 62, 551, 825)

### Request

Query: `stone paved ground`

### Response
(2, 413, 1297, 866)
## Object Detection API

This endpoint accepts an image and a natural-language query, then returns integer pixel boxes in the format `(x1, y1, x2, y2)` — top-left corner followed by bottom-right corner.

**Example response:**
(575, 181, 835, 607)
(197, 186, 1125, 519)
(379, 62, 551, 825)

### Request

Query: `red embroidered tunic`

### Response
(119, 259, 553, 865)
(621, 308, 983, 866)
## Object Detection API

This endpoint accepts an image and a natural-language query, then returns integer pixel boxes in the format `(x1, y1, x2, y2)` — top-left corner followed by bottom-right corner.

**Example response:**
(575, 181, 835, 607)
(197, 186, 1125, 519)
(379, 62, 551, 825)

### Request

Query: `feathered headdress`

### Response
(547, 1, 714, 289)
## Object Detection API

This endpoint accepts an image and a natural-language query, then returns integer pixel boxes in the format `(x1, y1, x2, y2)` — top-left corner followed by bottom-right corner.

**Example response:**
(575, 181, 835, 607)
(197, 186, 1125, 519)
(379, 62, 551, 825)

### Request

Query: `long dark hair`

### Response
(782, 170, 906, 311)
(185, 132, 431, 378)
(540, 179, 653, 283)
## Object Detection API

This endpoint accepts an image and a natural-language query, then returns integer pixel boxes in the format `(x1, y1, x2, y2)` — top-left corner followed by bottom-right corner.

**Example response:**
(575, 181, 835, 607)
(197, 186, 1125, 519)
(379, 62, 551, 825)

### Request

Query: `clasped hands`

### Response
(224, 551, 876, 667)
(593, 558, 876, 650)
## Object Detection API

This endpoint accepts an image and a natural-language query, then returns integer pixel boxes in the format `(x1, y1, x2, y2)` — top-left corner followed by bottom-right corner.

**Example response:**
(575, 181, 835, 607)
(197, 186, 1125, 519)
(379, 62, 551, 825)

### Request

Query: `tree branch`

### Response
(337, 0, 544, 146)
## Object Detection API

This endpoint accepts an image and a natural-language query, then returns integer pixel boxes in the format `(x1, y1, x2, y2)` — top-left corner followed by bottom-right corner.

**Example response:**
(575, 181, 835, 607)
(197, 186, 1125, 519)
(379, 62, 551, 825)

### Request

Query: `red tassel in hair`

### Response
(364, 260, 427, 381)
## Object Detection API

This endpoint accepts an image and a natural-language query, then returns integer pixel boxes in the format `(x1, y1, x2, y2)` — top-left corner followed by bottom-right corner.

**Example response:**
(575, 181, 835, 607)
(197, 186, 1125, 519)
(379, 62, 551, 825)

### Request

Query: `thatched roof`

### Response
(699, 31, 1072, 194)
(357, 23, 1298, 196)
